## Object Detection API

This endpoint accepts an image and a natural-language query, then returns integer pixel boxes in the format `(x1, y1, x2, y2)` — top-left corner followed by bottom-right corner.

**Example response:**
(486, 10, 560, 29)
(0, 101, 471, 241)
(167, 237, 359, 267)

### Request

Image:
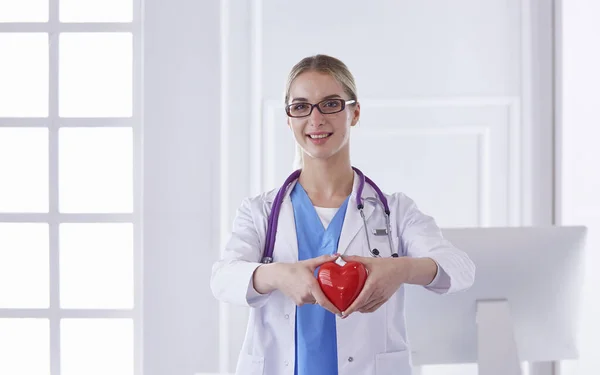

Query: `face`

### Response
(287, 71, 360, 163)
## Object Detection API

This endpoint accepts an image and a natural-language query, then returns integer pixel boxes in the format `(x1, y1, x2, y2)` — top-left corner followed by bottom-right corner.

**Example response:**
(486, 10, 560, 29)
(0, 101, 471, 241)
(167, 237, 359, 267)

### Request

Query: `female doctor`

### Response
(210, 54, 476, 375)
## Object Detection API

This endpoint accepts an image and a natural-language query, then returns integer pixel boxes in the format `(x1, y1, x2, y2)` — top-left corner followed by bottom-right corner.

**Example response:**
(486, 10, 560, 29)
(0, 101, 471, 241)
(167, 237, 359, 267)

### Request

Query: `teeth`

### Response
(309, 134, 330, 139)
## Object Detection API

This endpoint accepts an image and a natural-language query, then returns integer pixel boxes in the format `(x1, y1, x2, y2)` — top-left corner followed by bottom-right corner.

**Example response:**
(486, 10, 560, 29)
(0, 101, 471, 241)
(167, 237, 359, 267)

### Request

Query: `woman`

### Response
(211, 54, 475, 375)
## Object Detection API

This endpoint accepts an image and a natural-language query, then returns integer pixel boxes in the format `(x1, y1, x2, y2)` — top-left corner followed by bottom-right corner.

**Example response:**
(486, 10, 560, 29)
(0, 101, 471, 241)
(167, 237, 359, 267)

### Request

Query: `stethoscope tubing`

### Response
(261, 167, 397, 263)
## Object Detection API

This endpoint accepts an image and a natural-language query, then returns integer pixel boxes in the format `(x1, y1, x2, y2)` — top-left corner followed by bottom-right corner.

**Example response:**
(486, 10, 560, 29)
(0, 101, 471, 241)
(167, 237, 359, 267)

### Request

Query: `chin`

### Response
(305, 149, 340, 162)
(300, 137, 346, 161)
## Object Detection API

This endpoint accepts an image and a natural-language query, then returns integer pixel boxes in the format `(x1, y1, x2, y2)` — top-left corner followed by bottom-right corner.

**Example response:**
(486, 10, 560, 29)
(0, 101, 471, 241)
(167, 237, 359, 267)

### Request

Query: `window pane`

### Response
(0, 319, 50, 375)
(60, 0, 132, 22)
(0, 224, 49, 308)
(0, 34, 48, 117)
(60, 223, 133, 309)
(0, 0, 48, 22)
(61, 319, 133, 375)
(59, 128, 133, 213)
(59, 33, 132, 117)
(0, 128, 48, 212)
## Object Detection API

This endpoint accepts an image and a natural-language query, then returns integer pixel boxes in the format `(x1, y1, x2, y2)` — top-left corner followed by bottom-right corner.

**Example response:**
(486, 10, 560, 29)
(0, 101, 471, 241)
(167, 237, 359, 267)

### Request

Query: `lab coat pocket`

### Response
(235, 353, 264, 375)
(375, 350, 412, 375)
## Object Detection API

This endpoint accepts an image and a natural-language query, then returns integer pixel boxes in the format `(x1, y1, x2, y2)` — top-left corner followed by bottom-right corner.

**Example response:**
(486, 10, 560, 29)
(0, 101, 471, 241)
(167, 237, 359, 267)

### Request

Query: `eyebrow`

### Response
(290, 94, 343, 103)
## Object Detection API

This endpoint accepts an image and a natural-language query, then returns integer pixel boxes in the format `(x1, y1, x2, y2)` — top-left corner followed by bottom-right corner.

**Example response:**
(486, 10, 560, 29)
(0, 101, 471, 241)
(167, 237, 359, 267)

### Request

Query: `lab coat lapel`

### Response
(267, 171, 377, 260)
(267, 182, 299, 262)
(337, 172, 375, 255)
(278, 195, 299, 260)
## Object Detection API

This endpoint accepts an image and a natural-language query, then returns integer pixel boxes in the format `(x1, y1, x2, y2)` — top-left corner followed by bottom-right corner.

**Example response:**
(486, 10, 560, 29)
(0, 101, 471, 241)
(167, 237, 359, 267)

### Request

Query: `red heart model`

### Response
(317, 260, 367, 312)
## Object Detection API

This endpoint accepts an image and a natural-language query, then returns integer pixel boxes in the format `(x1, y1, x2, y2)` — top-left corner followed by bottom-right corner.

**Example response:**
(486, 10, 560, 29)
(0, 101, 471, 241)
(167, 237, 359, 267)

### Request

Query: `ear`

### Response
(351, 102, 361, 127)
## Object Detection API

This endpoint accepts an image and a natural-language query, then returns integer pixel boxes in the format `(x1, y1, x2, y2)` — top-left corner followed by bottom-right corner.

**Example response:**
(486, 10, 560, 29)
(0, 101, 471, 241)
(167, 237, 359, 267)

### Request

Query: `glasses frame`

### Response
(285, 98, 357, 118)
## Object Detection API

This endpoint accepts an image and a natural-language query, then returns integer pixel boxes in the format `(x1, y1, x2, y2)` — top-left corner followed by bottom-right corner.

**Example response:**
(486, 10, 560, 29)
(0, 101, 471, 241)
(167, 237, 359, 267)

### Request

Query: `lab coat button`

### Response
(284, 314, 289, 319)
(348, 357, 353, 362)
(284, 360, 289, 366)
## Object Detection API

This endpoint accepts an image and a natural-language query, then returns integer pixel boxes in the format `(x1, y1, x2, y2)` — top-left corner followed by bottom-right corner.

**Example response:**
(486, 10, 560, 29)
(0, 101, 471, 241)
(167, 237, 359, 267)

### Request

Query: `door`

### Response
(220, 0, 555, 374)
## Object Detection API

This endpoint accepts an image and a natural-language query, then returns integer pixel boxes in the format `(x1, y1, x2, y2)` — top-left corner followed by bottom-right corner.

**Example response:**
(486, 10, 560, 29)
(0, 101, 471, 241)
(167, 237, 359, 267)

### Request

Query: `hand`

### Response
(340, 255, 409, 318)
(274, 254, 342, 315)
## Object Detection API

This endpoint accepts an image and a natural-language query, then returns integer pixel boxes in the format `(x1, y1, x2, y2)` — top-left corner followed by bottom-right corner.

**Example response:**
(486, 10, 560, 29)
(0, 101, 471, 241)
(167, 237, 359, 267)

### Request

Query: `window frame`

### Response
(0, 1, 143, 375)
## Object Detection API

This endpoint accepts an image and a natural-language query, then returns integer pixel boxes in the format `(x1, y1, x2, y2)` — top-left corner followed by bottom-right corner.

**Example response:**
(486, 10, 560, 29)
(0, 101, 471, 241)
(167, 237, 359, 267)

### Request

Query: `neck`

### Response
(298, 148, 354, 203)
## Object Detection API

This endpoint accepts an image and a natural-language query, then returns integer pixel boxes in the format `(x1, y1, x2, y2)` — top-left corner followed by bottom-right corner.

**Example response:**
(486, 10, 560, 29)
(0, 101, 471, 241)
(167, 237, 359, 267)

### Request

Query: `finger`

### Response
(359, 298, 385, 313)
(311, 283, 341, 315)
(306, 253, 339, 269)
(313, 290, 340, 315)
(342, 287, 373, 317)
(299, 294, 317, 305)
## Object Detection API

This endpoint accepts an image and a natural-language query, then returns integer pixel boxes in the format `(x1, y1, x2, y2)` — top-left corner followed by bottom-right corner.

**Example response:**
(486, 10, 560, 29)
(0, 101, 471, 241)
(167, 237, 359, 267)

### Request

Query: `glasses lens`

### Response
(286, 99, 345, 117)
(288, 103, 311, 117)
(318, 99, 344, 114)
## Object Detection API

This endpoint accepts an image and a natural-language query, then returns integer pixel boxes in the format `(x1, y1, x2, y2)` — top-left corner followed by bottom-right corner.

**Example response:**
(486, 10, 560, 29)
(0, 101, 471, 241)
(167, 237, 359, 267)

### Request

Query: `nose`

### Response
(308, 105, 325, 127)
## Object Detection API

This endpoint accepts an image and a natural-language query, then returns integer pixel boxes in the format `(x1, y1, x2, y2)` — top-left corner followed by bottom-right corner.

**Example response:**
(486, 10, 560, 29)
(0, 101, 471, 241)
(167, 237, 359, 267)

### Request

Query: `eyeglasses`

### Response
(285, 98, 356, 118)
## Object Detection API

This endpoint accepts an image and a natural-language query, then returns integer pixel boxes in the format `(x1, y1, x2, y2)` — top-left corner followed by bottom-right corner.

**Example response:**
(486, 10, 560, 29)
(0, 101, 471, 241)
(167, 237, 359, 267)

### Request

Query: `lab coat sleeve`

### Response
(396, 193, 475, 294)
(210, 197, 271, 308)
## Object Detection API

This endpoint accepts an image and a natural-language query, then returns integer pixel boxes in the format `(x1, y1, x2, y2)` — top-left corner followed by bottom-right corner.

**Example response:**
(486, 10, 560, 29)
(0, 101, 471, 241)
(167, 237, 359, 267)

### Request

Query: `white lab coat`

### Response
(211, 171, 475, 375)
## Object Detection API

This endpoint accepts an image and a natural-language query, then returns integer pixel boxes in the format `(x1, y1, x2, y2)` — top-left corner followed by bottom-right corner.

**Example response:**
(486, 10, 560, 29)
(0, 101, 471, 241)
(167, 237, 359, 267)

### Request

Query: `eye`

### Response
(323, 100, 340, 108)
(293, 103, 308, 110)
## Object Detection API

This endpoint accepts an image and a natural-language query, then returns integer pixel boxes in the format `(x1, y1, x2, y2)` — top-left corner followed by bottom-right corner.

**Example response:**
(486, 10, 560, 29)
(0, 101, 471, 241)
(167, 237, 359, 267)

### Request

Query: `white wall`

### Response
(557, 1, 600, 374)
(142, 0, 221, 374)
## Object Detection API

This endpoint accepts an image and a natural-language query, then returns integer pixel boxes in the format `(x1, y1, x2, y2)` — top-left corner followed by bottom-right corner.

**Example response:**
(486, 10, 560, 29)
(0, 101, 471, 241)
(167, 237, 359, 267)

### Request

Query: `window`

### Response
(0, 1, 142, 374)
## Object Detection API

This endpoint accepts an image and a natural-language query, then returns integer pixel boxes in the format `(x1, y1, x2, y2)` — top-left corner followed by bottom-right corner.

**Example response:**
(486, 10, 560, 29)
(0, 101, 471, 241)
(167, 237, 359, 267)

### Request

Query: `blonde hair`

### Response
(285, 55, 358, 170)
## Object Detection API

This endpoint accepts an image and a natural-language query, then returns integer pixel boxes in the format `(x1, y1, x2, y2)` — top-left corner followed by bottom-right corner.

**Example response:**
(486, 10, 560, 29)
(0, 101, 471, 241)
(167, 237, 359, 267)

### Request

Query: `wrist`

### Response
(401, 257, 437, 286)
(253, 263, 281, 294)
(394, 257, 412, 284)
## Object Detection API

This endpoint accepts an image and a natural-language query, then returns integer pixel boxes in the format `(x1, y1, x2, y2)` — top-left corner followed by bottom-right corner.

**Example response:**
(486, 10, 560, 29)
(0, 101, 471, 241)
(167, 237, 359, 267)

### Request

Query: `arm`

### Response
(339, 255, 441, 317)
(253, 254, 343, 315)
(339, 194, 475, 317)
(403, 256, 439, 286)
(397, 193, 476, 294)
(210, 197, 271, 307)
(252, 262, 279, 294)
(210, 197, 342, 313)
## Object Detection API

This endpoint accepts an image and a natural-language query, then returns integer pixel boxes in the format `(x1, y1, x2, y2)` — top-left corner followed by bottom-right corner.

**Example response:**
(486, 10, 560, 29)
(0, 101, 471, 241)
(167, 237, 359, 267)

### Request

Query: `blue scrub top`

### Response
(290, 182, 350, 375)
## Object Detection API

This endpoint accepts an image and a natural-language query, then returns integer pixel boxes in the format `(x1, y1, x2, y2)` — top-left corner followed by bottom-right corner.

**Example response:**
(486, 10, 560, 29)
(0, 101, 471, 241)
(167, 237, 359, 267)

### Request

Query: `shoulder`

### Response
(384, 191, 420, 213)
(229, 188, 279, 236)
(237, 188, 279, 214)
(383, 190, 436, 230)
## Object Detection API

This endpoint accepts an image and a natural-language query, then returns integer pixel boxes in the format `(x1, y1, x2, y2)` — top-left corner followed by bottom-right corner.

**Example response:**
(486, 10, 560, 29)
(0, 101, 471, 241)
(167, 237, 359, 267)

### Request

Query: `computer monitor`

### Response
(404, 226, 587, 373)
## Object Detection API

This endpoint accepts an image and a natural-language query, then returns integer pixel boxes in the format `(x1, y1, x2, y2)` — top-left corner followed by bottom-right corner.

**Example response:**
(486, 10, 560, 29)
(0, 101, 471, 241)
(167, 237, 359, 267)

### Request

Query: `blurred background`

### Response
(0, 0, 598, 375)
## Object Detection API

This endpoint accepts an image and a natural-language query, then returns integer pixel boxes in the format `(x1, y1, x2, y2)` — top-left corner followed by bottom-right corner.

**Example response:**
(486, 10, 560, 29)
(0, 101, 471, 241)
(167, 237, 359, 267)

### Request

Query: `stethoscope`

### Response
(261, 166, 399, 264)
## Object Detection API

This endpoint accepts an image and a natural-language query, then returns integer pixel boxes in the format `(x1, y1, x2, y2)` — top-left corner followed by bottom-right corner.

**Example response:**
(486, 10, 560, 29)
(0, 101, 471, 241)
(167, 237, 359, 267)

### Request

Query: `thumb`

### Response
(306, 253, 339, 269)
(342, 255, 372, 264)
(341, 255, 373, 271)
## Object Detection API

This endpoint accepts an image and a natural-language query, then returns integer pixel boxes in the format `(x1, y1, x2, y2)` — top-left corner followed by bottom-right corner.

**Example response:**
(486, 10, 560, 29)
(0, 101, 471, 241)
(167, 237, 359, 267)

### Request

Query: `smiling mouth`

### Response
(307, 133, 332, 139)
